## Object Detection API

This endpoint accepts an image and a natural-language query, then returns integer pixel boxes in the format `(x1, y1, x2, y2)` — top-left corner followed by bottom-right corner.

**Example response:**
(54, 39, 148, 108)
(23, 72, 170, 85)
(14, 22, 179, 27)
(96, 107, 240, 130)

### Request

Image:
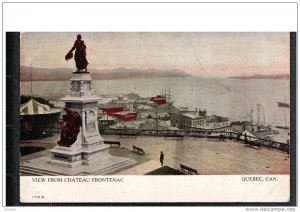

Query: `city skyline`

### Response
(20, 32, 290, 78)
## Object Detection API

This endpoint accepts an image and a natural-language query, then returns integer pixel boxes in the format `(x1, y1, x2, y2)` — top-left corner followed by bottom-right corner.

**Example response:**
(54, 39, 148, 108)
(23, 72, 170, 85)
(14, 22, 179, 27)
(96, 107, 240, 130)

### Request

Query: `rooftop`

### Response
(113, 111, 137, 116)
(181, 112, 201, 119)
(136, 105, 154, 110)
(206, 115, 229, 123)
(99, 114, 116, 121)
(98, 103, 126, 109)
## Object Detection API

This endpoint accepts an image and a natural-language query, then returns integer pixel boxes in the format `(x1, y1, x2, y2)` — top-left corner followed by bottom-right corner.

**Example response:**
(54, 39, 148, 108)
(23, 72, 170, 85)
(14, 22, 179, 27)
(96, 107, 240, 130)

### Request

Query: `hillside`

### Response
(229, 74, 290, 80)
(20, 66, 191, 81)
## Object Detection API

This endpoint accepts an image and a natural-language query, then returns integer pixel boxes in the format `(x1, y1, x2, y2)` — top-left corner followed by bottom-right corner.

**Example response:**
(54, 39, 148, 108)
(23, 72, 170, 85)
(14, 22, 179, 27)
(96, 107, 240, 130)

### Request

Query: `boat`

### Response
(277, 102, 290, 108)
(275, 125, 289, 130)
(277, 96, 290, 108)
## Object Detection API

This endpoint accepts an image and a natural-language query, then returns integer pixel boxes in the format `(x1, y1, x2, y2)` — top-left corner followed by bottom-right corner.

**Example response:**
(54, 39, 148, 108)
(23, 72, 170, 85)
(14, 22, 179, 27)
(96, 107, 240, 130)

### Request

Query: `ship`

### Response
(277, 101, 290, 108)
(277, 96, 289, 108)
(275, 125, 289, 130)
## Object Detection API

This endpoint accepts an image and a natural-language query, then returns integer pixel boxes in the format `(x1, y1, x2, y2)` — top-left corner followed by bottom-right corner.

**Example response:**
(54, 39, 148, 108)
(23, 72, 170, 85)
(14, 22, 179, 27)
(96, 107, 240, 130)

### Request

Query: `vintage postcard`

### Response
(18, 32, 293, 203)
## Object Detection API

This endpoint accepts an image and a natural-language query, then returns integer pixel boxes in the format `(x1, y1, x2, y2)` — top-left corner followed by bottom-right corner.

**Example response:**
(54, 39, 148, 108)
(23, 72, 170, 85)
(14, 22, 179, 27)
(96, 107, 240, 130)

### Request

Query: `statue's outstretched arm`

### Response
(69, 42, 76, 53)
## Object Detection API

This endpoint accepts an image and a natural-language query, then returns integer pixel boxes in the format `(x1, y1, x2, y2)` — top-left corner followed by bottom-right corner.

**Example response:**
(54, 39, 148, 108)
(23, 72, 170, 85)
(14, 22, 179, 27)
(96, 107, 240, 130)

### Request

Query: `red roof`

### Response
(113, 111, 137, 121)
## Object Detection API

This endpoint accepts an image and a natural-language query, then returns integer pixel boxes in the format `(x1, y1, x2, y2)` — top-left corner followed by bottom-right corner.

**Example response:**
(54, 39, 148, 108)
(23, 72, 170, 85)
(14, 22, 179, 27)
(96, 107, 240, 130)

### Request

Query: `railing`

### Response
(98, 128, 290, 154)
(230, 131, 289, 154)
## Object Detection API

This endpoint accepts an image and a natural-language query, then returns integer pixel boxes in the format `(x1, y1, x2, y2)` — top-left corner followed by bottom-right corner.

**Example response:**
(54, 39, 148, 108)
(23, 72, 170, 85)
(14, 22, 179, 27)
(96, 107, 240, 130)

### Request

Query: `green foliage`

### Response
(20, 113, 61, 139)
(20, 146, 46, 156)
(146, 166, 184, 175)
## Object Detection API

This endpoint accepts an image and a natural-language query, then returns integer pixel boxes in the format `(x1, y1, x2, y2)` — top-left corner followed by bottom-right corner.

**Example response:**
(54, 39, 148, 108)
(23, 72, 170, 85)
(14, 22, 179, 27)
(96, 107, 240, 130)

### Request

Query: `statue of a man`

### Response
(65, 34, 89, 72)
(57, 108, 82, 147)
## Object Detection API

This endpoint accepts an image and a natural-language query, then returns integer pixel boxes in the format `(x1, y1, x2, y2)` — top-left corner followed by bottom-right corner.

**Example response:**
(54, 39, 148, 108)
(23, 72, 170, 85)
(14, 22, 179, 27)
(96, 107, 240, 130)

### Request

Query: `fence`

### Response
(99, 128, 289, 154)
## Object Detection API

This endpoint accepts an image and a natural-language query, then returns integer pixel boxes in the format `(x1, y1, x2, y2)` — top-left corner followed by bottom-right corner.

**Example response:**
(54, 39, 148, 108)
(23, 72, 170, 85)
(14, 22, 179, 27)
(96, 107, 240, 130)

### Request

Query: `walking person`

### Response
(244, 133, 248, 146)
(160, 151, 164, 166)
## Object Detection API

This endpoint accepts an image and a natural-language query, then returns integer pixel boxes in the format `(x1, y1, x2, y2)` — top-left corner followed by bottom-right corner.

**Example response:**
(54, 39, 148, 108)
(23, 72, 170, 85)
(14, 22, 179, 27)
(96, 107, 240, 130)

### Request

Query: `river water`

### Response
(20, 76, 290, 126)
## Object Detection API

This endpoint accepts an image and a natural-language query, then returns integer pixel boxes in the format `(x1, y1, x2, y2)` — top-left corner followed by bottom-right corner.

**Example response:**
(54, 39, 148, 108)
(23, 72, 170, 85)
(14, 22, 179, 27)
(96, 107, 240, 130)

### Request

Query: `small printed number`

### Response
(32, 195, 44, 199)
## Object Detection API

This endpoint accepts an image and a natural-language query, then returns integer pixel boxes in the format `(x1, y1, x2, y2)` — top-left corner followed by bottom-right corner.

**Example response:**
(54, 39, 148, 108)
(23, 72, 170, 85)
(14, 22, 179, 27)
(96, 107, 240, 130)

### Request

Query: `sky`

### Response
(20, 32, 290, 77)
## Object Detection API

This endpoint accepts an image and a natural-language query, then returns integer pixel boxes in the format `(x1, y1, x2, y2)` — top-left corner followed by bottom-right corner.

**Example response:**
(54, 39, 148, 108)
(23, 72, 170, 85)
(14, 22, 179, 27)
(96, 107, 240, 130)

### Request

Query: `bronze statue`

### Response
(57, 108, 82, 147)
(65, 34, 89, 72)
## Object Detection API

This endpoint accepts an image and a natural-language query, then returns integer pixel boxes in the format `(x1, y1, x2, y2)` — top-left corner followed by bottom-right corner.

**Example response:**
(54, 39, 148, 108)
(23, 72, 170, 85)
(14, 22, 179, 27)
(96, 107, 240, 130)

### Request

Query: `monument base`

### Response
(21, 139, 137, 175)
(20, 71, 139, 176)
(82, 145, 110, 165)
(21, 149, 137, 176)
(49, 144, 110, 167)
(48, 146, 83, 168)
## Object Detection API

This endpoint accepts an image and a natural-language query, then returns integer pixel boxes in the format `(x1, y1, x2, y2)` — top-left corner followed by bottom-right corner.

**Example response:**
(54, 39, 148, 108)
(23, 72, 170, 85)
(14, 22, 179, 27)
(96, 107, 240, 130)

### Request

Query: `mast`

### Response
(30, 64, 33, 99)
(250, 106, 254, 126)
(285, 113, 287, 128)
(155, 106, 158, 134)
(285, 96, 286, 103)
(256, 104, 261, 126)
(263, 108, 266, 126)
(167, 88, 171, 102)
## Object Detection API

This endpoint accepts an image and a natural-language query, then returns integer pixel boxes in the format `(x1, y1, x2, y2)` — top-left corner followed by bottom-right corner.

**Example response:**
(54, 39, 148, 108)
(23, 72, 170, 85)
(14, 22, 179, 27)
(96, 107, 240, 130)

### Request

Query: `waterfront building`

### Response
(113, 111, 137, 121)
(98, 95, 135, 116)
(98, 114, 117, 128)
(139, 110, 169, 120)
(190, 115, 231, 137)
(139, 119, 156, 130)
(109, 120, 148, 129)
(171, 108, 231, 136)
(150, 95, 167, 105)
(170, 109, 207, 130)
(136, 105, 154, 112)
(98, 103, 126, 116)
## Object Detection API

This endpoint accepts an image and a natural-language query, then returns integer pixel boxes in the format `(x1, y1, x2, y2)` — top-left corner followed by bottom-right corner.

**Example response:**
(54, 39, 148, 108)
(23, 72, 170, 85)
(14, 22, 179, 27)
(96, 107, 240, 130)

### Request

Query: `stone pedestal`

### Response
(48, 72, 109, 166)
(42, 72, 137, 174)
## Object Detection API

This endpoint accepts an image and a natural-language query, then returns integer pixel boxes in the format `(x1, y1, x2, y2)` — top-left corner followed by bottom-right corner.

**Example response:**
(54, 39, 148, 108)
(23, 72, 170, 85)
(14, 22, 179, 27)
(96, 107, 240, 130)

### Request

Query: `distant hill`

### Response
(229, 74, 290, 80)
(20, 66, 191, 81)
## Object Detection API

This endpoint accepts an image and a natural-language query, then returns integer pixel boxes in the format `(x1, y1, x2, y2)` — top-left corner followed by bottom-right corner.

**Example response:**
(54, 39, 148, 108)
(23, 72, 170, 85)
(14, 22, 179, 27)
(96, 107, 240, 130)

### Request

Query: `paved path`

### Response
(103, 135, 290, 175)
(21, 134, 59, 148)
(21, 134, 290, 175)
(116, 160, 161, 175)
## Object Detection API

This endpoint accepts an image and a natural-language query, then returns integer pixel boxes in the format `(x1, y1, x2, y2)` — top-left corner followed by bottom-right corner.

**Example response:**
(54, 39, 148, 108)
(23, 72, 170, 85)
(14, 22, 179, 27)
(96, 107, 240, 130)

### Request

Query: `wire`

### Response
(185, 34, 231, 92)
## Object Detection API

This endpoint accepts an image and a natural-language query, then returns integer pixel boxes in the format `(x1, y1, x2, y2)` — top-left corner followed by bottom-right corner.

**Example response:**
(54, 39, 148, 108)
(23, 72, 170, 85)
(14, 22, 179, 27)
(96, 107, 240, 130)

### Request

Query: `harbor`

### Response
(20, 83, 290, 175)
(19, 33, 291, 176)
